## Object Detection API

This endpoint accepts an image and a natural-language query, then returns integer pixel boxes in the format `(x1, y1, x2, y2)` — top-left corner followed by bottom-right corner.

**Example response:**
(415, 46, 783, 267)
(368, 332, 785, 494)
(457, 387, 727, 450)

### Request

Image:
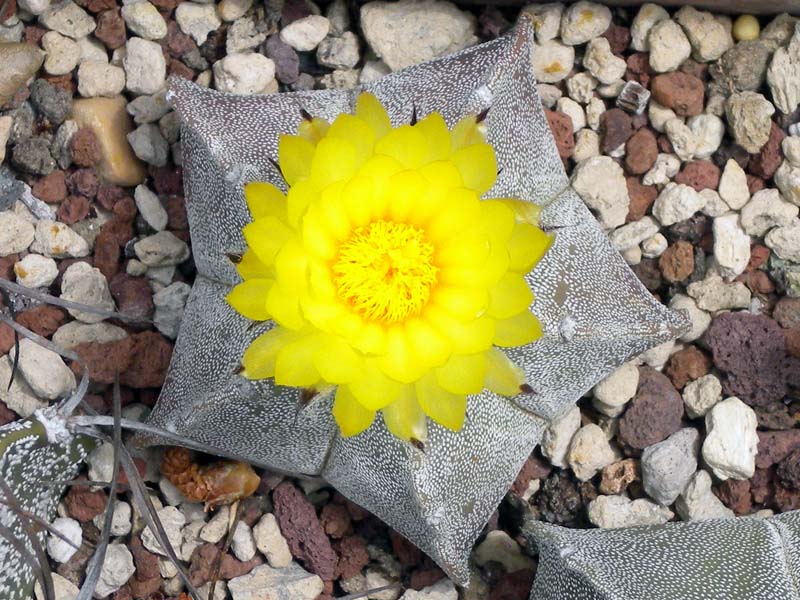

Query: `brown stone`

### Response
(736, 269, 774, 295)
(749, 122, 785, 179)
(165, 195, 188, 230)
(32, 170, 67, 203)
(128, 536, 161, 599)
(67, 168, 99, 198)
(189, 543, 262, 587)
(93, 226, 121, 279)
(168, 58, 195, 81)
(625, 52, 653, 88)
(598, 458, 640, 495)
(544, 109, 574, 159)
(96, 183, 128, 211)
(786, 327, 800, 359)
(488, 570, 534, 600)
(626, 176, 658, 222)
(76, 0, 116, 13)
(511, 454, 551, 496)
(624, 127, 658, 175)
(64, 481, 107, 522)
(674, 160, 721, 192)
(651, 72, 705, 117)
(389, 529, 421, 567)
(320, 504, 352, 539)
(774, 297, 800, 329)
(0, 42, 44, 106)
(0, 323, 13, 357)
(410, 568, 445, 591)
(0, 400, 17, 424)
(716, 479, 752, 515)
(657, 134, 674, 153)
(334, 535, 369, 580)
(747, 174, 766, 195)
(56, 195, 91, 225)
(602, 23, 630, 55)
(95, 9, 126, 49)
(109, 273, 154, 321)
(120, 331, 173, 388)
(659, 240, 694, 283)
(71, 96, 147, 186)
(70, 128, 102, 167)
(618, 367, 684, 451)
(600, 108, 634, 153)
(757, 430, 800, 469)
(747, 244, 771, 271)
(15, 306, 67, 338)
(665, 346, 711, 389)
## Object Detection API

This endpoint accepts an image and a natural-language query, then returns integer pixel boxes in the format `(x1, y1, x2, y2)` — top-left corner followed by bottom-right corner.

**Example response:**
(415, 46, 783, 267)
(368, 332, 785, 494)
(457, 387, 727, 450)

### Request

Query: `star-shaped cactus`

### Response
(145, 18, 687, 583)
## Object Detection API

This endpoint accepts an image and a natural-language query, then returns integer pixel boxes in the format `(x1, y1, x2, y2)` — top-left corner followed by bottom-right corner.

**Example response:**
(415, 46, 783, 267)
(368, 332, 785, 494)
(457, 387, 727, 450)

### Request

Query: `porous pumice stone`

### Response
(147, 18, 687, 585)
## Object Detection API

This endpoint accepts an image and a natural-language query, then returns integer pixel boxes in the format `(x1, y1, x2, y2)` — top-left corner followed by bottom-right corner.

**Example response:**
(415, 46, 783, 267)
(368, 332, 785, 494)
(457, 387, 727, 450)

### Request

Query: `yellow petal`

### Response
(406, 162, 463, 227)
(326, 113, 375, 167)
(415, 372, 466, 431)
(497, 198, 542, 226)
(451, 143, 497, 196)
(244, 182, 288, 221)
(436, 264, 484, 287)
(405, 318, 450, 368)
(485, 347, 526, 397)
(508, 223, 553, 273)
(274, 334, 322, 387)
(333, 385, 375, 437)
(355, 92, 392, 140)
(274, 238, 309, 293)
(266, 283, 305, 330)
(350, 320, 387, 355)
(435, 231, 490, 267)
(236, 249, 273, 280)
(297, 116, 330, 144)
(317, 181, 351, 241)
(278, 134, 315, 185)
(375, 124, 427, 169)
(431, 285, 488, 321)
(341, 175, 375, 229)
(382, 385, 427, 442)
(243, 217, 293, 266)
(450, 115, 485, 151)
(314, 335, 365, 384)
(377, 326, 428, 383)
(226, 278, 274, 321)
(425, 305, 495, 354)
(481, 240, 510, 287)
(287, 179, 317, 228)
(241, 326, 298, 379)
(386, 170, 427, 223)
(494, 310, 543, 347)
(347, 360, 403, 410)
(311, 137, 357, 188)
(414, 112, 451, 163)
(480, 200, 516, 244)
(435, 352, 486, 395)
(487, 273, 534, 319)
(425, 188, 481, 243)
(302, 208, 338, 261)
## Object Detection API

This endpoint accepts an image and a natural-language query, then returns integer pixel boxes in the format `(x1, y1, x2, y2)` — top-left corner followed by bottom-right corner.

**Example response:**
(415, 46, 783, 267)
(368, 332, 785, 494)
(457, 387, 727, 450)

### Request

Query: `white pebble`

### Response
(60, 261, 115, 323)
(741, 188, 799, 236)
(46, 517, 82, 563)
(253, 513, 292, 568)
(682, 373, 722, 418)
(713, 214, 751, 280)
(280, 15, 331, 51)
(14, 253, 57, 288)
(653, 183, 706, 226)
(702, 397, 758, 480)
(541, 405, 580, 468)
(93, 544, 135, 598)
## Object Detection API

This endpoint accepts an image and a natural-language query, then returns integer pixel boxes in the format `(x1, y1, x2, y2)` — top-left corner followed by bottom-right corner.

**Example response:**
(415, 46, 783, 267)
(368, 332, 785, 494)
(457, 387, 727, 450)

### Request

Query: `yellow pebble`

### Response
(733, 15, 760, 42)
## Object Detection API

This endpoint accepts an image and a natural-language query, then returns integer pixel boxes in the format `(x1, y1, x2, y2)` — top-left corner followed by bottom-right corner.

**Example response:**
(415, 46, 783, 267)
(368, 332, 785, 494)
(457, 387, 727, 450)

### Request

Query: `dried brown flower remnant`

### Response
(160, 447, 260, 510)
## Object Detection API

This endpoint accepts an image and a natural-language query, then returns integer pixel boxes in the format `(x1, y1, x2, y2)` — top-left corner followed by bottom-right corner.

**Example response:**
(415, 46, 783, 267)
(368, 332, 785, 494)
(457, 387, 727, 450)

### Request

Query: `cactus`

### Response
(525, 510, 800, 599)
(147, 16, 687, 584)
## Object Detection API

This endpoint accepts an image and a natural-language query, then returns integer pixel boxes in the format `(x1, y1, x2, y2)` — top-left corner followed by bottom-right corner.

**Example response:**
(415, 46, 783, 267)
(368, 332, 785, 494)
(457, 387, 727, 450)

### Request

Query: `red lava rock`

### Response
(94, 226, 121, 279)
(189, 543, 262, 587)
(43, 73, 76, 95)
(716, 479, 752, 515)
(32, 170, 67, 203)
(64, 481, 107, 522)
(334, 534, 369, 579)
(128, 536, 161, 599)
(747, 174, 766, 195)
(489, 570, 535, 600)
(77, 0, 116, 13)
(96, 183, 128, 211)
(112, 586, 133, 600)
(600, 108, 634, 153)
(71, 336, 135, 384)
(750, 467, 774, 505)
(544, 109, 574, 159)
(706, 312, 799, 407)
(320, 503, 352, 539)
(624, 127, 658, 175)
(165, 195, 188, 230)
(57, 195, 91, 224)
(632, 257, 663, 292)
(121, 331, 173, 388)
(777, 448, 800, 489)
(151, 166, 183, 196)
(24, 25, 47, 46)
(114, 195, 138, 222)
(651, 72, 704, 117)
(747, 245, 771, 271)
(409, 568, 445, 591)
(736, 269, 775, 295)
(749, 122, 785, 179)
(0, 400, 17, 424)
(626, 177, 658, 222)
(618, 367, 684, 452)
(602, 23, 630, 55)
(0, 0, 16, 22)
(665, 346, 710, 389)
(103, 217, 134, 249)
(389, 529, 421, 567)
(150, 0, 177, 13)
(0, 323, 9, 355)
(774, 297, 800, 329)
(68, 168, 100, 198)
(272, 481, 337, 580)
(511, 454, 551, 496)
(163, 21, 194, 57)
(625, 52, 653, 87)
(679, 59, 708, 82)
(659, 240, 694, 283)
(757, 430, 800, 469)
(264, 34, 300, 85)
(774, 479, 800, 511)
(674, 160, 721, 192)
(0, 254, 17, 281)
(786, 327, 800, 359)
(169, 58, 195, 81)
(109, 273, 154, 321)
(657, 134, 674, 154)
(15, 306, 67, 338)
(70, 128, 101, 167)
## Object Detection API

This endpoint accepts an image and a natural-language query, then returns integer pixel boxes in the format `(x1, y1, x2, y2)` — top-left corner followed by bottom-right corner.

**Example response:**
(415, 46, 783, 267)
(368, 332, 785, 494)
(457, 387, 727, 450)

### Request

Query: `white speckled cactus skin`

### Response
(144, 18, 688, 584)
(0, 417, 90, 600)
(526, 510, 800, 599)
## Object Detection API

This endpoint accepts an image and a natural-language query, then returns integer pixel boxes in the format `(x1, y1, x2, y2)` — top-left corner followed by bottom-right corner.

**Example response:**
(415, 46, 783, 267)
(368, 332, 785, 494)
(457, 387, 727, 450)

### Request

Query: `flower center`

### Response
(332, 220, 438, 323)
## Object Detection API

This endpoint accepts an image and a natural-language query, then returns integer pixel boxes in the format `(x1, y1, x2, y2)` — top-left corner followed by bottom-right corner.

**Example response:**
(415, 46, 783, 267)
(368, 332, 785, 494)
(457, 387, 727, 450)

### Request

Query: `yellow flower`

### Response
(227, 93, 552, 441)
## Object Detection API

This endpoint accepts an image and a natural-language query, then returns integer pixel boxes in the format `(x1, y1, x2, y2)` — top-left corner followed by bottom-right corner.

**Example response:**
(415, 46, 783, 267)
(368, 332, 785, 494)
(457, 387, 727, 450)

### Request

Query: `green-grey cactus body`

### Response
(0, 413, 90, 600)
(527, 511, 800, 599)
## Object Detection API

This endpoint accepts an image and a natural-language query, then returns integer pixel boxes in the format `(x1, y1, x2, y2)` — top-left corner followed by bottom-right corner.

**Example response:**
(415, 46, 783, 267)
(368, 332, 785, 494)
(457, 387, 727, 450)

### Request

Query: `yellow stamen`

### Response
(332, 220, 438, 323)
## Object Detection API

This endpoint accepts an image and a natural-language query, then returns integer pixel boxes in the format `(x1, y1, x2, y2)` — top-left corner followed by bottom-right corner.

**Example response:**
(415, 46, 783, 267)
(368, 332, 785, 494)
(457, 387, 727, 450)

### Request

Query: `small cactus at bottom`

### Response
(0, 411, 92, 600)
(525, 510, 800, 599)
